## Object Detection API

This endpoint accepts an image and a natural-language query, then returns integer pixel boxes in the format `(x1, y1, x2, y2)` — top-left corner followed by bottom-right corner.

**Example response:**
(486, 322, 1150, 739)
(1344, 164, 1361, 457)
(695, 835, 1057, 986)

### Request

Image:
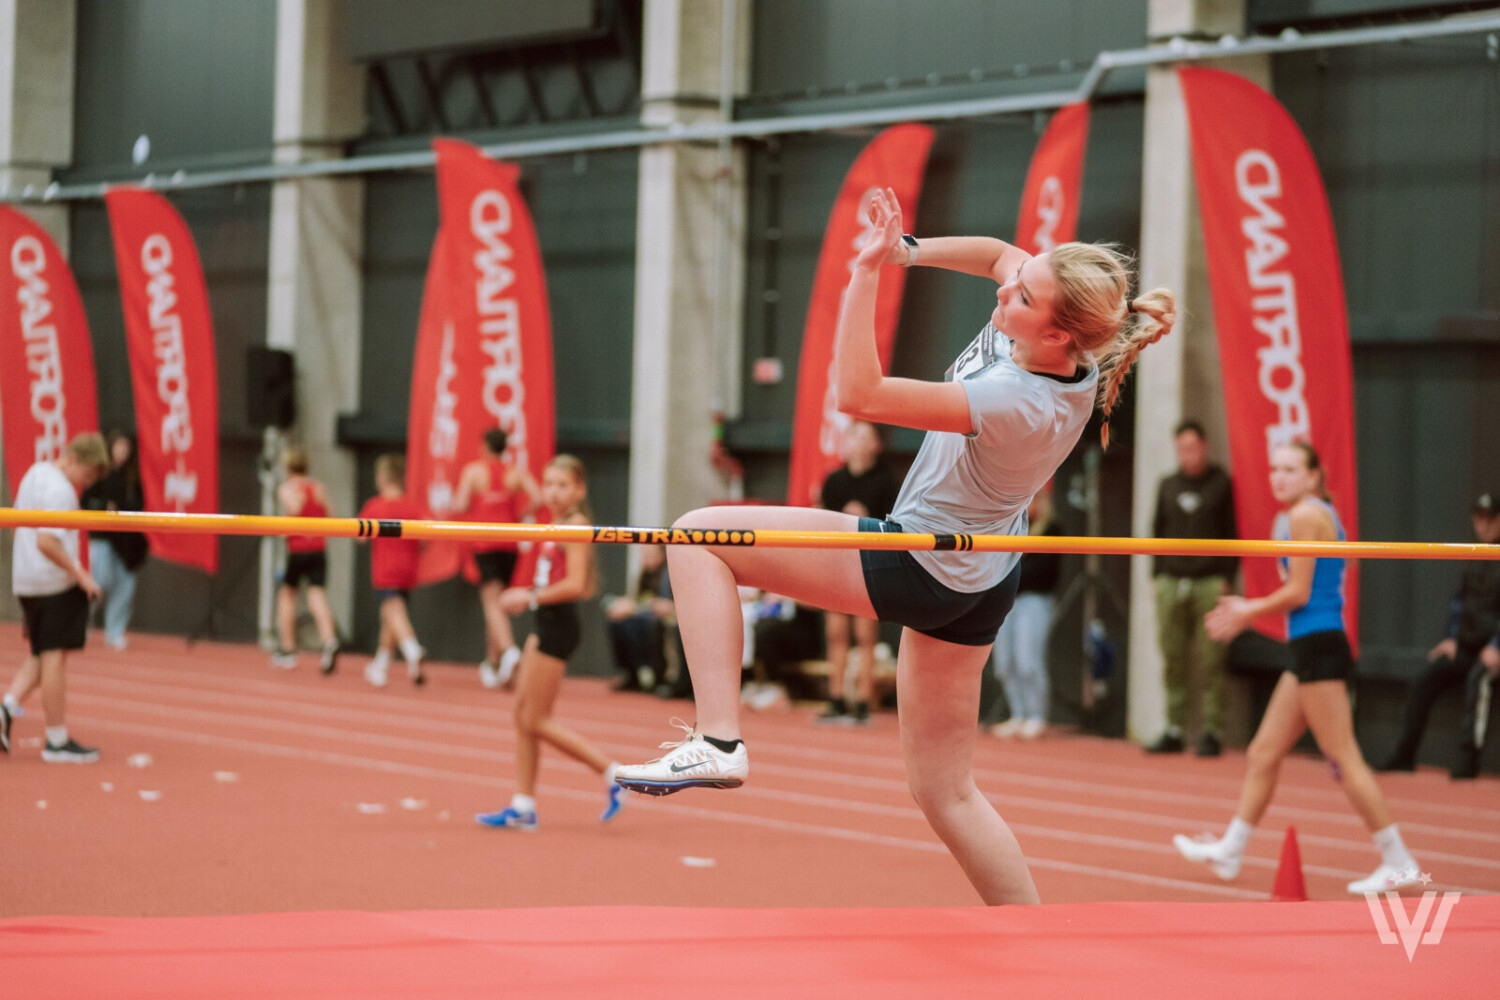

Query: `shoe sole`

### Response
(42, 753, 100, 764)
(614, 776, 744, 796)
(474, 816, 538, 831)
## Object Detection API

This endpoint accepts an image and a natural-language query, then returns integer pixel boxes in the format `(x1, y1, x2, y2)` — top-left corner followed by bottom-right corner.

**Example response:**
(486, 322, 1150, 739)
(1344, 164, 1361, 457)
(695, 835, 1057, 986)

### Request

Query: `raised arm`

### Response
(892, 234, 1032, 286)
(834, 188, 974, 434)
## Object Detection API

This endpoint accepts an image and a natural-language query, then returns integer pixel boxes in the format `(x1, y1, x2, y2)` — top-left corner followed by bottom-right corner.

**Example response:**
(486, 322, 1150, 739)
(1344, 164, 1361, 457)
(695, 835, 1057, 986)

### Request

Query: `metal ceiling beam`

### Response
(10, 10, 1499, 204)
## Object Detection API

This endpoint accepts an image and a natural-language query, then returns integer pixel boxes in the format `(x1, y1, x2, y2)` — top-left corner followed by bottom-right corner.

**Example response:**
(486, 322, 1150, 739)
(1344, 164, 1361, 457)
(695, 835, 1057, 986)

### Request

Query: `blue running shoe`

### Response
(600, 783, 626, 823)
(475, 806, 538, 830)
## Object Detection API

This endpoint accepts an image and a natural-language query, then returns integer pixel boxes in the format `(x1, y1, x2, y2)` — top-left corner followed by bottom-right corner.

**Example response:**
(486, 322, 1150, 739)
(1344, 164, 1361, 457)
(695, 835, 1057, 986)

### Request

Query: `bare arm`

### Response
(276, 480, 304, 516)
(1204, 502, 1331, 641)
(509, 467, 543, 516)
(37, 533, 100, 600)
(835, 188, 973, 434)
(897, 235, 1032, 285)
(449, 463, 480, 514)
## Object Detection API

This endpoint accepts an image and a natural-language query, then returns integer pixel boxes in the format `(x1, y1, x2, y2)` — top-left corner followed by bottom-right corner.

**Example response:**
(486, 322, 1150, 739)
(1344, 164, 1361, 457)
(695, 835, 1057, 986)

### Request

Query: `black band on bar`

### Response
(377, 520, 403, 538)
(934, 534, 958, 551)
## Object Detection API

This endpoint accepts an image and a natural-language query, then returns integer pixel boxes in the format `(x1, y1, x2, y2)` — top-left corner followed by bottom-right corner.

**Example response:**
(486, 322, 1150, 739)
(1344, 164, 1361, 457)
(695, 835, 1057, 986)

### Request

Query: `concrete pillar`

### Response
(263, 0, 365, 645)
(1128, 0, 1268, 743)
(629, 0, 750, 536)
(0, 0, 75, 622)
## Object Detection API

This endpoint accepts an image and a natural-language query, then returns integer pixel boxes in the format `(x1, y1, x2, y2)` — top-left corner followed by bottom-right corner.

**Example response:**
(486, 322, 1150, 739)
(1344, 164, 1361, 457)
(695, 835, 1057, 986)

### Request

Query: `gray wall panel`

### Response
(70, 0, 277, 176)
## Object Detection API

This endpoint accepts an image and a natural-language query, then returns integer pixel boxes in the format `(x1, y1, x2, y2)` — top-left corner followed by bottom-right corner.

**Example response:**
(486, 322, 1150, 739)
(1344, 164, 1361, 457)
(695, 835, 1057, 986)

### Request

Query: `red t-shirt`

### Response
(285, 479, 328, 554)
(360, 494, 423, 590)
(470, 458, 523, 553)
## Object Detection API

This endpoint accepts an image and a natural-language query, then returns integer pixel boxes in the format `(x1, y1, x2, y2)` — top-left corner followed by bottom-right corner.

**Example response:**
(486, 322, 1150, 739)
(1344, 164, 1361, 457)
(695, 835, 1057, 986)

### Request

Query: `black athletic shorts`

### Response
(535, 602, 582, 661)
(374, 588, 410, 606)
(1289, 629, 1356, 684)
(19, 587, 90, 656)
(282, 552, 327, 588)
(474, 550, 519, 585)
(858, 517, 1021, 647)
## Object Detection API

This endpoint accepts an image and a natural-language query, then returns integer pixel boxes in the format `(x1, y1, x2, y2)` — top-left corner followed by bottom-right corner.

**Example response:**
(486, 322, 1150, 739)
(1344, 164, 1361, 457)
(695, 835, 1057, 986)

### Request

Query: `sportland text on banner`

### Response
(785, 122, 934, 509)
(1179, 67, 1359, 650)
(1014, 102, 1090, 257)
(0, 207, 101, 505)
(407, 139, 556, 584)
(104, 188, 220, 575)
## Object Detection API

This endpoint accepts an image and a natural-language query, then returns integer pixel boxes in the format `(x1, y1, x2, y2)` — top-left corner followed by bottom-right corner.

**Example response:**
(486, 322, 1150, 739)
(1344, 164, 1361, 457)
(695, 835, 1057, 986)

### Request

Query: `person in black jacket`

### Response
(1146, 420, 1238, 757)
(1378, 492, 1500, 778)
(815, 421, 902, 725)
(80, 432, 148, 651)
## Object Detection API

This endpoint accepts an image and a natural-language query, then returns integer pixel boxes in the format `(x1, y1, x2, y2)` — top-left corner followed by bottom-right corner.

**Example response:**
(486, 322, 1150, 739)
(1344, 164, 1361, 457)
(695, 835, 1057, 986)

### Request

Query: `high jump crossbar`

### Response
(7, 11, 1499, 204)
(2, 509, 1497, 562)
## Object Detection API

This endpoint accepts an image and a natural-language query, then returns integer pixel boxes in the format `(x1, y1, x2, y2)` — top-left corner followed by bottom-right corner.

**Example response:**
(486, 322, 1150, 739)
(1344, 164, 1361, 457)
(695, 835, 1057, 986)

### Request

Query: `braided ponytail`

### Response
(1095, 288, 1176, 449)
(1047, 243, 1177, 450)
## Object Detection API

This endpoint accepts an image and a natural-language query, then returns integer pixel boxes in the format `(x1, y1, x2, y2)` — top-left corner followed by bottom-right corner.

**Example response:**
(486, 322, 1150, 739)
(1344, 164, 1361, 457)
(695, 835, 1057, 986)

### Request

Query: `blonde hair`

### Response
(374, 453, 405, 487)
(283, 445, 310, 475)
(69, 432, 109, 475)
(547, 454, 596, 597)
(1048, 243, 1177, 449)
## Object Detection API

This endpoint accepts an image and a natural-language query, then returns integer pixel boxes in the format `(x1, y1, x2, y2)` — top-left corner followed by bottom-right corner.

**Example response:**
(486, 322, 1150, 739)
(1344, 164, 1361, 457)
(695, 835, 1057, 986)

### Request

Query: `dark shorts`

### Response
(535, 602, 582, 661)
(282, 552, 327, 589)
(475, 550, 518, 585)
(1289, 629, 1355, 684)
(19, 587, 90, 656)
(858, 518, 1021, 647)
(375, 588, 410, 606)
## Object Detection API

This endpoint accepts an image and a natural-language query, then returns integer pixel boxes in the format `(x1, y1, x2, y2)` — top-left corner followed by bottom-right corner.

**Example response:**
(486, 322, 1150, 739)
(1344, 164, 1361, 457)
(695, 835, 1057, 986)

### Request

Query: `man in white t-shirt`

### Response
(2, 433, 109, 762)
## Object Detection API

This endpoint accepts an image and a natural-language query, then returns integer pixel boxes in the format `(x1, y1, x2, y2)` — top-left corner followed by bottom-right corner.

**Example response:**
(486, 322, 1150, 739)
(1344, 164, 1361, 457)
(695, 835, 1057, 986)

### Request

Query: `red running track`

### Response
(2, 625, 1496, 996)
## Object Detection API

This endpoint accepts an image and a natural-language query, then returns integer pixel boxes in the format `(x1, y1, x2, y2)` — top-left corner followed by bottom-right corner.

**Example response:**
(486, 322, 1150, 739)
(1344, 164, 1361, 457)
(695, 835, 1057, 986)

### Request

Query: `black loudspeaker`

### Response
(245, 345, 296, 428)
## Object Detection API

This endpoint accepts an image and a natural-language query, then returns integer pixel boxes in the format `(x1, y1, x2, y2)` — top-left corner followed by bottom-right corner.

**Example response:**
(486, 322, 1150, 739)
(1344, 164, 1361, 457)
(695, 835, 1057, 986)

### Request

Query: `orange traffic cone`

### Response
(1270, 825, 1307, 901)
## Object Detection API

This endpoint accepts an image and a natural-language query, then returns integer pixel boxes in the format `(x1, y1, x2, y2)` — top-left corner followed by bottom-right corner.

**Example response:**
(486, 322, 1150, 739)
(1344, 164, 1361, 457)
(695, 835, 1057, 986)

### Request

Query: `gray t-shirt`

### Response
(888, 323, 1098, 593)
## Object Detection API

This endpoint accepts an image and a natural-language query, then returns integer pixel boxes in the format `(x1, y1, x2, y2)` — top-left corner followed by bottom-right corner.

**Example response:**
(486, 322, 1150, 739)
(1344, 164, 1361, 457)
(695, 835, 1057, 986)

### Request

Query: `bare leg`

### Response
(381, 598, 417, 648)
(666, 507, 876, 740)
(1236, 671, 1308, 825)
(824, 612, 851, 700)
(896, 628, 1039, 905)
(853, 615, 880, 705)
(276, 585, 297, 650)
(511, 637, 612, 796)
(7, 655, 41, 704)
(376, 619, 394, 657)
(305, 586, 338, 645)
(38, 650, 67, 727)
(1300, 680, 1393, 832)
(479, 580, 515, 663)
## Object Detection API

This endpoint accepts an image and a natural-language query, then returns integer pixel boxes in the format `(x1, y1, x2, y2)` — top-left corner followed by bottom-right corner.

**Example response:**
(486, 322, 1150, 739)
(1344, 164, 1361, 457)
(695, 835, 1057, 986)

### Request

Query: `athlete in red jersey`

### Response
(451, 427, 540, 688)
(274, 446, 342, 673)
(476, 455, 624, 830)
(358, 454, 427, 687)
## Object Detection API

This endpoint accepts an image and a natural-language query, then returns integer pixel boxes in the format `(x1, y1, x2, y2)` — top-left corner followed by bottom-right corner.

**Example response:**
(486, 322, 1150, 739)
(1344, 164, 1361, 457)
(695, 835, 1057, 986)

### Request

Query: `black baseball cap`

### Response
(1475, 493, 1496, 515)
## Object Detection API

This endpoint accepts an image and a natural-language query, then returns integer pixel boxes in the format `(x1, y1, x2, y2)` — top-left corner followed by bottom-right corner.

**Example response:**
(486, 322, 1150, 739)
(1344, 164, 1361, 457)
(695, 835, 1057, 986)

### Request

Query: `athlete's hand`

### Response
(854, 187, 905, 273)
(1203, 595, 1251, 643)
(1481, 644, 1500, 676)
(1427, 637, 1457, 663)
(499, 586, 535, 615)
(78, 569, 102, 602)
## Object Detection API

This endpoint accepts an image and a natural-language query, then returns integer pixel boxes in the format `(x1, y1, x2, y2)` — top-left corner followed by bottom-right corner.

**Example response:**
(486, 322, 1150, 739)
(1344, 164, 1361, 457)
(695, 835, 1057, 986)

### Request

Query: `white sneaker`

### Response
(1347, 863, 1422, 895)
(271, 651, 298, 670)
(363, 661, 389, 688)
(406, 648, 427, 685)
(1018, 719, 1047, 740)
(1173, 833, 1243, 881)
(989, 718, 1023, 739)
(478, 661, 500, 689)
(613, 719, 749, 796)
(495, 646, 522, 688)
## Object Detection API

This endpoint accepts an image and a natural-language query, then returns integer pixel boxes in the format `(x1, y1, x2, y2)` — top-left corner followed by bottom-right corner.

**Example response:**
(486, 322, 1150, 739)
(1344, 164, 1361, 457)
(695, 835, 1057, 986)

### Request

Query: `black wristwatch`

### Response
(899, 234, 919, 266)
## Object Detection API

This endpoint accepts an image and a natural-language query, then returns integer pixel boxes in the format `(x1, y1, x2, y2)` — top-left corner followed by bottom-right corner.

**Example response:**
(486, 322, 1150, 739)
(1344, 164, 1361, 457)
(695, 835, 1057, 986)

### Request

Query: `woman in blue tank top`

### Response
(1175, 442, 1422, 894)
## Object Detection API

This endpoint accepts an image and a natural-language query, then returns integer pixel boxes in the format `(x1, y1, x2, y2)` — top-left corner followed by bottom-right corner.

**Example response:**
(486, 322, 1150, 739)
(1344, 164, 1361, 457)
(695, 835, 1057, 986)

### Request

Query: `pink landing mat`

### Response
(4, 897, 1495, 999)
